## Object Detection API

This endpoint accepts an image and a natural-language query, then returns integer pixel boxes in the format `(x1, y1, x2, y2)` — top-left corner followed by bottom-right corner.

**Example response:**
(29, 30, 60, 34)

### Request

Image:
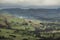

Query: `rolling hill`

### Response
(0, 8, 60, 22)
(0, 8, 60, 40)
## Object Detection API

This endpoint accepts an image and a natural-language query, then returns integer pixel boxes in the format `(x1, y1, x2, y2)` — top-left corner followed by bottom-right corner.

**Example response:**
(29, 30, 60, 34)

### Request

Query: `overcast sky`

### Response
(0, 0, 60, 9)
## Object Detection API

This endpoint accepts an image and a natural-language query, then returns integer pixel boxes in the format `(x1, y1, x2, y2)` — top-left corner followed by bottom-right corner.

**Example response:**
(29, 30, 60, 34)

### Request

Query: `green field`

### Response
(0, 14, 60, 40)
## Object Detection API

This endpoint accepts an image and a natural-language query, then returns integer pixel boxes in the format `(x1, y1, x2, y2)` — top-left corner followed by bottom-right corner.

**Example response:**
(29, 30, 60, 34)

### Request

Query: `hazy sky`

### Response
(0, 0, 60, 9)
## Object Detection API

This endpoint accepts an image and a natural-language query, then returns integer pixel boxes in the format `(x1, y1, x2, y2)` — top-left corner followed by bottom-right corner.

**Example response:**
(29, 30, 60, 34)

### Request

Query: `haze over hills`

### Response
(0, 8, 60, 22)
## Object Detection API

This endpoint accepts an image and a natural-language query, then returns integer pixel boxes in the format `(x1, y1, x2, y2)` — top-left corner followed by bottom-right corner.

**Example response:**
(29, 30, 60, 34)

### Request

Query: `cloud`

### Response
(0, 0, 60, 8)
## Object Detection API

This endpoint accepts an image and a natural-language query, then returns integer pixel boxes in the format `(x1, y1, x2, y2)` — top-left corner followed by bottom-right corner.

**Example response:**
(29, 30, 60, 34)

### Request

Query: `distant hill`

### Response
(0, 8, 60, 22)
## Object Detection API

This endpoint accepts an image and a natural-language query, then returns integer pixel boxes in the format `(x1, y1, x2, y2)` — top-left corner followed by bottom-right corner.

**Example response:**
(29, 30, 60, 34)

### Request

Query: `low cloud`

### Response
(0, 0, 60, 8)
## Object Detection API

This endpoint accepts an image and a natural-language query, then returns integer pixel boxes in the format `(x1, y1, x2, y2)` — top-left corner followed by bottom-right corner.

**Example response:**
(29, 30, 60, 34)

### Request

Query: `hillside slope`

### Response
(0, 14, 60, 40)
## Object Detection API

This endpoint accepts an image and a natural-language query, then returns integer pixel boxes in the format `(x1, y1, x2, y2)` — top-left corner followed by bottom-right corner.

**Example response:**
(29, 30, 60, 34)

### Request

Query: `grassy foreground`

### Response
(0, 14, 60, 40)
